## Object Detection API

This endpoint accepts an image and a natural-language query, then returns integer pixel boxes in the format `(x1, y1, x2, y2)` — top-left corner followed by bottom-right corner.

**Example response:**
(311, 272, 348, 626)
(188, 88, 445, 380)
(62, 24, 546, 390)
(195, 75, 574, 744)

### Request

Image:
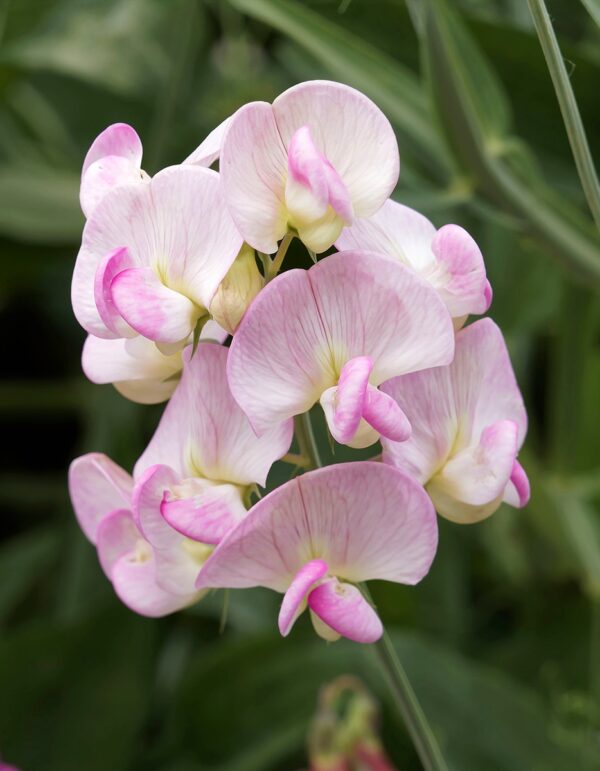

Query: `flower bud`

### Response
(210, 244, 264, 334)
(307, 676, 397, 771)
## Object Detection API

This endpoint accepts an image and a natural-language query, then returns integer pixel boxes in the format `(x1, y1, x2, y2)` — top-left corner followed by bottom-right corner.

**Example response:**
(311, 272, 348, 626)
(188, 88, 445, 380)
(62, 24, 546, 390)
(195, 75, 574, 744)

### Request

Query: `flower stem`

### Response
(267, 233, 294, 280)
(294, 411, 322, 469)
(281, 452, 311, 468)
(296, 410, 447, 770)
(361, 585, 448, 771)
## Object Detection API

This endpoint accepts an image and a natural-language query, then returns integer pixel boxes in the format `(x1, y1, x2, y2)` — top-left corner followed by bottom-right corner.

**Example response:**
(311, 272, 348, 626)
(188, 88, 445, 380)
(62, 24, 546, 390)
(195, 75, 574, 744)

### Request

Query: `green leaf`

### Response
(580, 0, 600, 27)
(0, 164, 82, 242)
(0, 0, 170, 96)
(0, 527, 60, 626)
(521, 451, 600, 595)
(0, 608, 157, 771)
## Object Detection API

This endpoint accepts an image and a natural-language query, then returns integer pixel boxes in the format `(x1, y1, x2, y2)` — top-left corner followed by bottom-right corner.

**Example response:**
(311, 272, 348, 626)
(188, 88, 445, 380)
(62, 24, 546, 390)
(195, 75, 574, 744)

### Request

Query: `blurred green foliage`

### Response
(0, 0, 599, 768)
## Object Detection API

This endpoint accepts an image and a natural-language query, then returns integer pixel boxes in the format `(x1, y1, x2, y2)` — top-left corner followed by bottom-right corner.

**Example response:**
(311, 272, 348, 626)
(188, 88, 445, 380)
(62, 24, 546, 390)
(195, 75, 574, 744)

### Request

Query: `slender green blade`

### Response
(422, 0, 600, 287)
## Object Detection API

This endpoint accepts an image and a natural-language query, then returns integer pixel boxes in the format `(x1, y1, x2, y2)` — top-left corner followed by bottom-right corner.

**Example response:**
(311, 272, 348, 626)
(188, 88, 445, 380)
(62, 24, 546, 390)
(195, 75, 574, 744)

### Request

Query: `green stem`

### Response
(296, 410, 447, 770)
(361, 583, 448, 771)
(267, 233, 294, 280)
(528, 0, 600, 231)
(294, 411, 322, 469)
(281, 452, 311, 469)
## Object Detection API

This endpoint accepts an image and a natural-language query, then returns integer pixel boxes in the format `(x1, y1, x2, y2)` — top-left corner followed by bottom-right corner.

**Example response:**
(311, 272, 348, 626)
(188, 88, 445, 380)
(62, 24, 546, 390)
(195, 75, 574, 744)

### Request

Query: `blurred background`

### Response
(0, 0, 599, 768)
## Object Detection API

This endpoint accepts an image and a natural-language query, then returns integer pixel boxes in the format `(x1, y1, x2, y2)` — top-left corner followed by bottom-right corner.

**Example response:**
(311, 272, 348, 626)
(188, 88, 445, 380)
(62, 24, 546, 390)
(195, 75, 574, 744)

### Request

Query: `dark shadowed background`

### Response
(0, 0, 599, 769)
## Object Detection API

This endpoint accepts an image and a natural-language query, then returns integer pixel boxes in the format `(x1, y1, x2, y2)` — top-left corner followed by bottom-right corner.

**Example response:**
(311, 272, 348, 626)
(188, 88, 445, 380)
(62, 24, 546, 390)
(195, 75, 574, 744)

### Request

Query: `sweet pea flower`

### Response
(134, 342, 293, 544)
(80, 123, 147, 218)
(380, 318, 529, 524)
(80, 119, 231, 218)
(220, 80, 399, 254)
(227, 250, 455, 448)
(72, 164, 242, 346)
(196, 462, 437, 643)
(68, 452, 206, 616)
(336, 199, 491, 325)
(68, 343, 292, 615)
(81, 320, 227, 404)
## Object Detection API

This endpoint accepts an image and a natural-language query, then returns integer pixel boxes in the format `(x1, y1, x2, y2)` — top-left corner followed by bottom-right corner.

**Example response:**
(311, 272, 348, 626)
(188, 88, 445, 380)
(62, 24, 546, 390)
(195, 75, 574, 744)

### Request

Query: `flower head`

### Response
(68, 452, 205, 616)
(72, 165, 242, 347)
(68, 344, 292, 615)
(81, 118, 230, 218)
(134, 342, 293, 542)
(220, 80, 399, 254)
(227, 250, 455, 447)
(381, 318, 529, 523)
(336, 199, 491, 324)
(196, 462, 437, 643)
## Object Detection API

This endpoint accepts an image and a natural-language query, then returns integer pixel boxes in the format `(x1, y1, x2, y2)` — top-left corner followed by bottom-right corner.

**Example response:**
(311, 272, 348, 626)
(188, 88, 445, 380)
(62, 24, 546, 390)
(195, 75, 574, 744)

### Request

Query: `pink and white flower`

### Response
(72, 164, 242, 346)
(196, 462, 438, 643)
(80, 118, 230, 218)
(134, 343, 293, 544)
(227, 250, 455, 448)
(336, 199, 491, 324)
(80, 123, 148, 218)
(68, 344, 292, 616)
(68, 452, 205, 616)
(380, 318, 529, 523)
(220, 80, 399, 254)
(81, 320, 227, 404)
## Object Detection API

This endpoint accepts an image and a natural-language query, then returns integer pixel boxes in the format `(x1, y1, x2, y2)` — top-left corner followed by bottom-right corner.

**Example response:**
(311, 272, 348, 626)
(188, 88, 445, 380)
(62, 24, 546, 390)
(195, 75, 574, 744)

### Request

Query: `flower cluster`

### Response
(69, 80, 529, 644)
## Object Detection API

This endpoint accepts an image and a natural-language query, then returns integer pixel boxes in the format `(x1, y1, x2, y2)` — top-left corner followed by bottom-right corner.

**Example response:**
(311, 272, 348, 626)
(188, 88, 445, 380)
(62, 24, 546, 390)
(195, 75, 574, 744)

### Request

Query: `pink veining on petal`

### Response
(278, 559, 329, 637)
(273, 81, 399, 219)
(363, 385, 412, 442)
(196, 462, 438, 596)
(431, 224, 490, 317)
(68, 453, 133, 543)
(94, 246, 136, 337)
(435, 419, 519, 511)
(111, 266, 198, 344)
(307, 578, 383, 643)
(160, 488, 241, 545)
(287, 125, 353, 223)
(510, 459, 530, 508)
(96, 513, 198, 618)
